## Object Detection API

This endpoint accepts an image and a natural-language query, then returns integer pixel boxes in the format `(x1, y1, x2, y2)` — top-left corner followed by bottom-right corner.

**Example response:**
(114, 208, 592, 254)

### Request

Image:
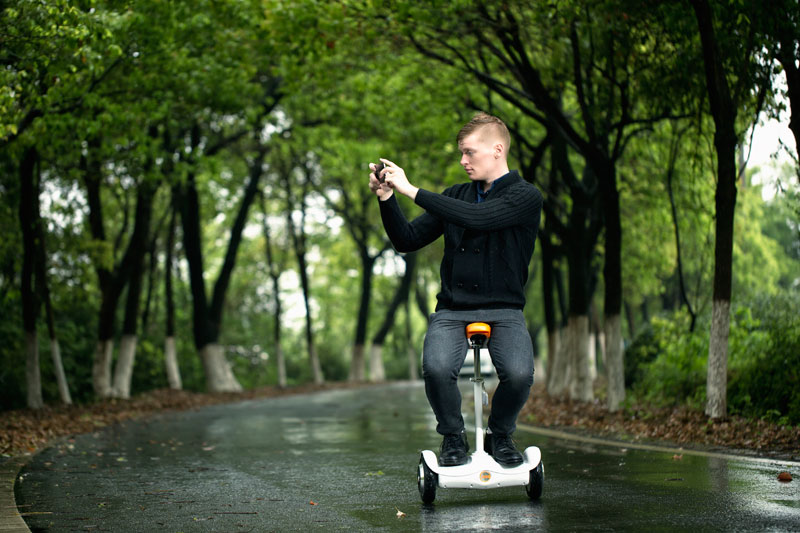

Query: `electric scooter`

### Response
(417, 322, 544, 504)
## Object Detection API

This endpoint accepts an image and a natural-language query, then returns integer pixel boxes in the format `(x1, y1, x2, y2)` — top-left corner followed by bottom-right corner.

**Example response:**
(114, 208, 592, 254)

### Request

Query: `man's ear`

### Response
(494, 142, 504, 159)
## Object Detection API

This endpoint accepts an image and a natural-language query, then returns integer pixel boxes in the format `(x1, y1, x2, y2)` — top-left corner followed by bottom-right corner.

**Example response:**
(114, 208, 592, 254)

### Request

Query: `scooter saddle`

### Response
(466, 322, 491, 340)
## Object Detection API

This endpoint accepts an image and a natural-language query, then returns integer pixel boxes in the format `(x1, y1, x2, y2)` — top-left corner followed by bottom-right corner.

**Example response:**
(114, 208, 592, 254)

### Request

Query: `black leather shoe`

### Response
(485, 432, 523, 466)
(439, 433, 469, 466)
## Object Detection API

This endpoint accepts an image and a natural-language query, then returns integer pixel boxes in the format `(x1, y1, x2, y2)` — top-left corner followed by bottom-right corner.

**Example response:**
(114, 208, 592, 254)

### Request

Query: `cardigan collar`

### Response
(475, 170, 521, 200)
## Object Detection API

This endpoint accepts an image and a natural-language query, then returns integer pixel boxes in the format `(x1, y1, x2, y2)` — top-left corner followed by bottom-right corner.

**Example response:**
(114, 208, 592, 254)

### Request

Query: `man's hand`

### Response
(380, 158, 419, 200)
(369, 162, 393, 201)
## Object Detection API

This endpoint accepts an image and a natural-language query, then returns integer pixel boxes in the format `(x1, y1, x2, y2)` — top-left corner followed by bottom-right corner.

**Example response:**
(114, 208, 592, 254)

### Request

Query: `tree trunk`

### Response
(140, 228, 160, 335)
(775, 32, 800, 169)
(179, 137, 265, 392)
(260, 192, 287, 388)
(164, 336, 182, 390)
(624, 301, 636, 339)
(598, 164, 625, 411)
(406, 298, 418, 380)
(112, 335, 137, 399)
(200, 344, 242, 392)
(545, 329, 563, 395)
(283, 169, 324, 386)
(666, 124, 697, 331)
(350, 249, 376, 381)
(707, 299, 731, 417)
(23, 144, 72, 405)
(295, 227, 323, 385)
(350, 344, 366, 382)
(92, 339, 114, 397)
(605, 314, 624, 412)
(587, 329, 598, 382)
(112, 182, 157, 398)
(540, 228, 558, 391)
(18, 145, 43, 408)
(24, 332, 43, 409)
(553, 133, 600, 401)
(275, 344, 287, 388)
(164, 201, 182, 390)
(369, 345, 386, 382)
(691, 0, 739, 419)
(309, 344, 323, 386)
(82, 138, 126, 398)
(39, 243, 71, 405)
(368, 253, 416, 383)
(49, 339, 71, 405)
(566, 315, 593, 402)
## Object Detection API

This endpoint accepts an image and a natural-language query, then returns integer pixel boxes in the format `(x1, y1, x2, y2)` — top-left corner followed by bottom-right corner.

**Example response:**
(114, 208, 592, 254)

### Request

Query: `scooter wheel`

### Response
(526, 461, 544, 500)
(418, 454, 437, 504)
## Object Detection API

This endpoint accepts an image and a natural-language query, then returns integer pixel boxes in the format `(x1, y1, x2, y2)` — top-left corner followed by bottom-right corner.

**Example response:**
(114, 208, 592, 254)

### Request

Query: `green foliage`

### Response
(628, 293, 800, 424)
(628, 312, 709, 410)
(0, 293, 25, 409)
(1, 0, 798, 416)
(727, 293, 800, 425)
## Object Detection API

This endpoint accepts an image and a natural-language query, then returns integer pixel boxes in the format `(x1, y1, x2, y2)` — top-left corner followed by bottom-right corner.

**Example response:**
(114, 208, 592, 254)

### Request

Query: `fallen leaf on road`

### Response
(309, 500, 318, 506)
(777, 471, 792, 482)
(202, 446, 215, 451)
(672, 454, 683, 460)
(395, 507, 406, 518)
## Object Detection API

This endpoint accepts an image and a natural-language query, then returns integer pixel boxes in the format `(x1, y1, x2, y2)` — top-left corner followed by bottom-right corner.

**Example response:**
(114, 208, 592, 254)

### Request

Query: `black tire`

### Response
(526, 461, 544, 500)
(418, 454, 437, 504)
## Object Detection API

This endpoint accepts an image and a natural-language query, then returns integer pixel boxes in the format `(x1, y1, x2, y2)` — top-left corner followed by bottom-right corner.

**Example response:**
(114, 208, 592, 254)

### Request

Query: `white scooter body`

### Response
(417, 323, 544, 502)
(420, 446, 541, 490)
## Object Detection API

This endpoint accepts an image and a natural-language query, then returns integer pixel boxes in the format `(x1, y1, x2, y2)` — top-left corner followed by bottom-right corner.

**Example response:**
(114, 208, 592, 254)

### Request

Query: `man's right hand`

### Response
(369, 163, 393, 201)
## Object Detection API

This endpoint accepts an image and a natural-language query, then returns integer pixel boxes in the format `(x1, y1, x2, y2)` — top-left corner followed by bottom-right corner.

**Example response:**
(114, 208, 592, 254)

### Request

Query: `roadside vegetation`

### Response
(1, 1, 798, 456)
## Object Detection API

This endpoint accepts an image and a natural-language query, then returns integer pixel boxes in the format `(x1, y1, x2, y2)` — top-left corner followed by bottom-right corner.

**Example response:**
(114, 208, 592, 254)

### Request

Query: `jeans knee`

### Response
(422, 357, 458, 383)
(497, 365, 534, 389)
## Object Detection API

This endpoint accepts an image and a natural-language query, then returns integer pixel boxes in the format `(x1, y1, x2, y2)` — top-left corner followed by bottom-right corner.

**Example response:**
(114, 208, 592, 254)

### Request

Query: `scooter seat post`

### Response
(466, 323, 491, 454)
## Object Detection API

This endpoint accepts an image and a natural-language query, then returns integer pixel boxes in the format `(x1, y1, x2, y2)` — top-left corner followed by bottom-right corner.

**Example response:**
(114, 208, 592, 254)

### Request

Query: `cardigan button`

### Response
(459, 247, 465, 252)
(472, 284, 479, 291)
(473, 248, 480, 254)
(457, 282, 464, 288)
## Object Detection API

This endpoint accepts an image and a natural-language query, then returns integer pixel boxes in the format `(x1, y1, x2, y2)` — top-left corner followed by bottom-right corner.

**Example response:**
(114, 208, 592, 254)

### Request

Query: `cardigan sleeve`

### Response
(379, 195, 443, 253)
(414, 182, 542, 231)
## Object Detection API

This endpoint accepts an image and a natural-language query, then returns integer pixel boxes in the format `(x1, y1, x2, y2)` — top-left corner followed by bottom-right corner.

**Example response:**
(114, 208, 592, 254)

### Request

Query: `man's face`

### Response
(458, 129, 501, 182)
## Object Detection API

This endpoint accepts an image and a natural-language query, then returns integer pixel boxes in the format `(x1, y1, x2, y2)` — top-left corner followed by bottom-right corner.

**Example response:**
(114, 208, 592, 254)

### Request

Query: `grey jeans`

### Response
(422, 308, 534, 436)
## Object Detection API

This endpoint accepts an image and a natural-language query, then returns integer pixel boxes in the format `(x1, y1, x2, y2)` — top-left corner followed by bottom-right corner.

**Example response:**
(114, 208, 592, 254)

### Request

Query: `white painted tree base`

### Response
(369, 344, 386, 382)
(605, 314, 625, 412)
(165, 336, 182, 390)
(706, 299, 730, 419)
(111, 334, 138, 399)
(201, 343, 243, 392)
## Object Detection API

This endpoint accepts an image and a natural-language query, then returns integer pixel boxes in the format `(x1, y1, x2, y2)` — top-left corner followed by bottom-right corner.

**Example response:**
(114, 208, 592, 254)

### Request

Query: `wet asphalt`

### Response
(13, 381, 800, 532)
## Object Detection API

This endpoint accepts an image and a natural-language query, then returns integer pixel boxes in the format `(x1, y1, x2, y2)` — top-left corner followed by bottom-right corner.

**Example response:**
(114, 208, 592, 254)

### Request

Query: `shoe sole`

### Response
(493, 456, 523, 467)
(438, 456, 469, 467)
(485, 444, 524, 467)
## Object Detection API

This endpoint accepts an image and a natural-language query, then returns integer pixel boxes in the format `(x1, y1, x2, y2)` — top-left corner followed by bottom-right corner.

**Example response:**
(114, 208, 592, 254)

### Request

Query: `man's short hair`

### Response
(457, 112, 511, 152)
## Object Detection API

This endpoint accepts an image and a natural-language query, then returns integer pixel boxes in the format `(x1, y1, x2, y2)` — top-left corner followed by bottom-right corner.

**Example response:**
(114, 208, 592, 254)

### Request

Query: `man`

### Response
(368, 112, 543, 467)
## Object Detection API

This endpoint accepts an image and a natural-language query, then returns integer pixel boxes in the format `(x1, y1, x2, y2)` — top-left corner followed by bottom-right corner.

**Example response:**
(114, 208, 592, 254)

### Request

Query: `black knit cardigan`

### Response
(379, 170, 542, 311)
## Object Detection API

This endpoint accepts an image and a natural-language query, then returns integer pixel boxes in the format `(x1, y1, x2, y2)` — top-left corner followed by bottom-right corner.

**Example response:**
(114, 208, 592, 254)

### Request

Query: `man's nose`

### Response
(460, 154, 468, 166)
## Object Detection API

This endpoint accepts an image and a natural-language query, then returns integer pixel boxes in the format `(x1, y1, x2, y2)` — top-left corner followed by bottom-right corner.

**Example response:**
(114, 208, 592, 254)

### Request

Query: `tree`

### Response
(757, 0, 800, 175)
(369, 253, 417, 382)
(163, 198, 182, 390)
(278, 151, 324, 385)
(688, 0, 771, 418)
(17, 146, 44, 408)
(259, 190, 288, 387)
(394, 0, 697, 409)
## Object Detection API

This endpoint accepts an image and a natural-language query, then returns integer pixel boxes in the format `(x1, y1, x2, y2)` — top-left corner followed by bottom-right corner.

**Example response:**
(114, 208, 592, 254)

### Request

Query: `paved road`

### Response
(14, 382, 800, 531)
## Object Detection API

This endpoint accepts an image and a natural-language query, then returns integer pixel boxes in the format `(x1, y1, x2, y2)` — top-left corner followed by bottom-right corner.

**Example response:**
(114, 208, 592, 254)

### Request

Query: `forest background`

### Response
(1, 0, 798, 439)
